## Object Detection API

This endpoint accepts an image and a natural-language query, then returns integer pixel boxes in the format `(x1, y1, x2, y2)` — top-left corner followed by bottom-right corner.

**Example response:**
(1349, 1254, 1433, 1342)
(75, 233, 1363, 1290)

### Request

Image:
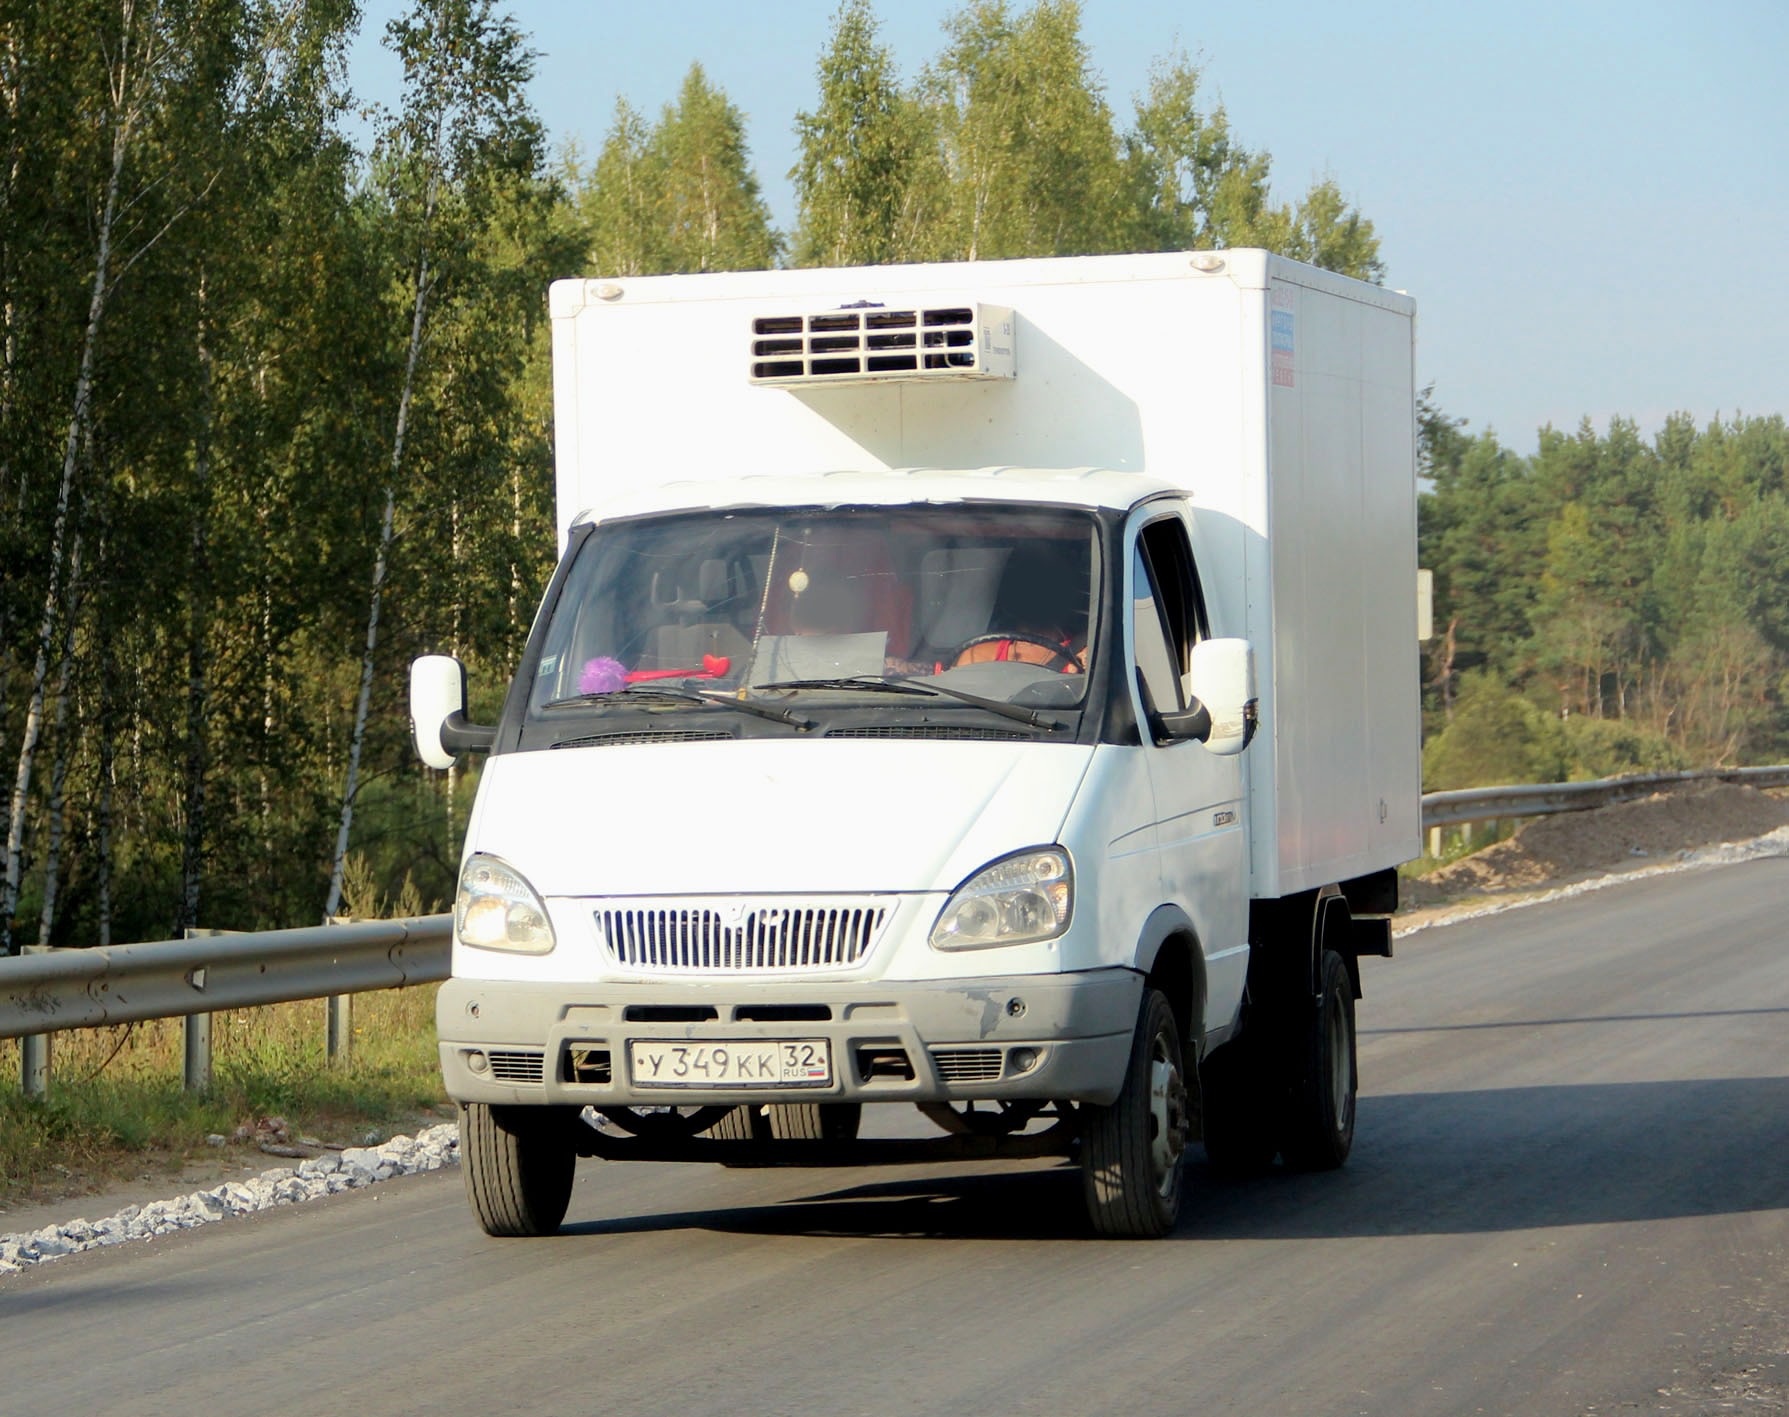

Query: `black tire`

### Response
(767, 1103, 862, 1142)
(1277, 948, 1357, 1171)
(705, 1105, 769, 1141)
(1198, 1036, 1279, 1177)
(1081, 989, 1189, 1238)
(460, 1102, 577, 1237)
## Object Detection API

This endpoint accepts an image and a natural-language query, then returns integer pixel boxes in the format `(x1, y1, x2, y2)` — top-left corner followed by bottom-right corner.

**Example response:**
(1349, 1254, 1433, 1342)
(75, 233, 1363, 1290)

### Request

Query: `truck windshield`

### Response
(529, 505, 1100, 718)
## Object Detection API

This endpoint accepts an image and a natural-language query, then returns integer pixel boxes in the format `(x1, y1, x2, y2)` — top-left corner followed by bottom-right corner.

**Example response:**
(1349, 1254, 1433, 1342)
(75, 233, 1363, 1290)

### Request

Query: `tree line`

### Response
(1419, 408, 1789, 788)
(0, 0, 1734, 953)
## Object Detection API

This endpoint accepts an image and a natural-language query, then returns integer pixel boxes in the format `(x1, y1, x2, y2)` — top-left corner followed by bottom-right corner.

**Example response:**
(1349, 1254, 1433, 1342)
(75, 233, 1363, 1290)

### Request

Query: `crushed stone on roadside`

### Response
(0, 1122, 460, 1277)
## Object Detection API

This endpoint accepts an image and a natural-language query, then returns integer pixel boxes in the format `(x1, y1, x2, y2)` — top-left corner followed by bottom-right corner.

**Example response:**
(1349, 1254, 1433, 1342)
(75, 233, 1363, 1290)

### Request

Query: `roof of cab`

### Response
(569, 466, 1183, 528)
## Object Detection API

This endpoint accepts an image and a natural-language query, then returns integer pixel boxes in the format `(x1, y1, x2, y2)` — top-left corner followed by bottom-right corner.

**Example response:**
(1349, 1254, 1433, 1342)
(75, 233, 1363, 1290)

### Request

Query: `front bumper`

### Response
(437, 968, 1142, 1109)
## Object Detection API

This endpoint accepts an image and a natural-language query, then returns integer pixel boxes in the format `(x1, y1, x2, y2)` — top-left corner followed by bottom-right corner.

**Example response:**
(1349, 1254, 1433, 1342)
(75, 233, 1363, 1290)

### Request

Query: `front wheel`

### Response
(460, 1103, 577, 1237)
(1277, 948, 1357, 1170)
(1081, 989, 1189, 1238)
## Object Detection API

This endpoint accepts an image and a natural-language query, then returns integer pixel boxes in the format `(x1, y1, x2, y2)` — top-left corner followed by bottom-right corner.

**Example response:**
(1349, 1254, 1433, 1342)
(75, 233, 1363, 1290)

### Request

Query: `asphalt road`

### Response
(4, 860, 1787, 1417)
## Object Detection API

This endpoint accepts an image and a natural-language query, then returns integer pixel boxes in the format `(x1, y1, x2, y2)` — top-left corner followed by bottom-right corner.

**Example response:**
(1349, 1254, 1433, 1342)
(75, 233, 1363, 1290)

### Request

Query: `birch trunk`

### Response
(324, 38, 450, 920)
(96, 595, 116, 948)
(35, 534, 84, 948)
(324, 189, 439, 920)
(175, 274, 214, 936)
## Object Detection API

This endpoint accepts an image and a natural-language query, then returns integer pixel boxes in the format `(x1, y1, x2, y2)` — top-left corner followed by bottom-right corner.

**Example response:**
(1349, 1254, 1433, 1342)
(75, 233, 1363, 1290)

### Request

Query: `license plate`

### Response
(628, 1039, 831, 1089)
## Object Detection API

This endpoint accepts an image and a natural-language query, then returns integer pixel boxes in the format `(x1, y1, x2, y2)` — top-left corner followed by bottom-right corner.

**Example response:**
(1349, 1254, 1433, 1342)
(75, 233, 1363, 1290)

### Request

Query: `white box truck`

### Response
(411, 249, 1420, 1238)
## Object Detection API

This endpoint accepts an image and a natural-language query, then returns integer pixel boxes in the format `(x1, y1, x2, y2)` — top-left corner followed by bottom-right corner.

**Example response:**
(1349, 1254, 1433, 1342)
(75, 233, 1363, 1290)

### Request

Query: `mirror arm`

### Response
(1137, 670, 1213, 745)
(1152, 702, 1212, 744)
(441, 710, 496, 754)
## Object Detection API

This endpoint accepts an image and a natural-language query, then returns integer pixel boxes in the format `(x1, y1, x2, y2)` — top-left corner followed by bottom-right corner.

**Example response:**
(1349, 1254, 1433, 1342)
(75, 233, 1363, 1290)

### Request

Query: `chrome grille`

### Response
(487, 1049, 545, 1084)
(598, 900, 889, 973)
(932, 1048, 1003, 1083)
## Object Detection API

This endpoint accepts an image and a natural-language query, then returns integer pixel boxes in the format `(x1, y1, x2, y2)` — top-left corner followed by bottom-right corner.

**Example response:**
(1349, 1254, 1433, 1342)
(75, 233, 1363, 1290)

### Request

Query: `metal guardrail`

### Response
(0, 914, 451, 1045)
(5, 763, 1786, 1053)
(1420, 764, 1789, 830)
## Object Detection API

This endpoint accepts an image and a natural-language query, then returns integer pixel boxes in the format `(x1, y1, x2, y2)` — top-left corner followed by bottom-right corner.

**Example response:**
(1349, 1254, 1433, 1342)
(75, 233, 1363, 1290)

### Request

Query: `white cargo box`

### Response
(548, 250, 1419, 898)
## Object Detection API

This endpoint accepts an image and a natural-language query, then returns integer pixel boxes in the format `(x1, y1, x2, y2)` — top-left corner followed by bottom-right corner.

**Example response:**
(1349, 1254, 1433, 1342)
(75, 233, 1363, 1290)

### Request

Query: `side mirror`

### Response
(1185, 637, 1257, 755)
(410, 655, 495, 769)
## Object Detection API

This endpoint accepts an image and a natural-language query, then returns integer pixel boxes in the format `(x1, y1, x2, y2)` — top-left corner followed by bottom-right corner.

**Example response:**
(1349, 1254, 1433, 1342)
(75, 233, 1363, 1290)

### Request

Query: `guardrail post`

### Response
(184, 1011, 212, 1093)
(181, 927, 231, 1093)
(325, 916, 351, 1064)
(20, 1033, 49, 1098)
(19, 943, 49, 1097)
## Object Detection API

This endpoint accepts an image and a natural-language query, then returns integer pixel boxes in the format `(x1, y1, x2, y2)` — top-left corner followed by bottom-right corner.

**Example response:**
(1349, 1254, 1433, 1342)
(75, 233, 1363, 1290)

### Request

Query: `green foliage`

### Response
(1422, 674, 1569, 791)
(919, 0, 1132, 260)
(577, 66, 782, 275)
(1558, 717, 1689, 780)
(1422, 404, 1789, 771)
(792, 0, 937, 267)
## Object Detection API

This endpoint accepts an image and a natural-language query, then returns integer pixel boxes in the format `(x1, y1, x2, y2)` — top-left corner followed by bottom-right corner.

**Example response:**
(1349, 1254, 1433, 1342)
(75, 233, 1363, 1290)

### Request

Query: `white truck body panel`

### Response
(548, 250, 1420, 897)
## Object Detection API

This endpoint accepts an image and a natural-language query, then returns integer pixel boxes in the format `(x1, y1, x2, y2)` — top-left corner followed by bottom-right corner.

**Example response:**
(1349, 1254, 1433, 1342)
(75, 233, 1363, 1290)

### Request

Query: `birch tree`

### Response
(1, 0, 197, 954)
(324, 0, 542, 919)
(651, 65, 781, 273)
(921, 0, 1130, 261)
(791, 0, 937, 267)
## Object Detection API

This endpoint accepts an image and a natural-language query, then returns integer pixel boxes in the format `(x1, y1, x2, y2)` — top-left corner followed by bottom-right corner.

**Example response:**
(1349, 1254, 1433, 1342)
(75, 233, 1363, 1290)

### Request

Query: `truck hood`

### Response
(465, 738, 1096, 897)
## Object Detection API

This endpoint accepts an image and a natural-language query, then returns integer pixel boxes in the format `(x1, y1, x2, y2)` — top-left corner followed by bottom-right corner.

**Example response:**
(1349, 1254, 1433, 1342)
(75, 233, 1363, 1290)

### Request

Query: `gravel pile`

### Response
(1404, 782, 1789, 908)
(1397, 823, 1789, 937)
(0, 1122, 460, 1276)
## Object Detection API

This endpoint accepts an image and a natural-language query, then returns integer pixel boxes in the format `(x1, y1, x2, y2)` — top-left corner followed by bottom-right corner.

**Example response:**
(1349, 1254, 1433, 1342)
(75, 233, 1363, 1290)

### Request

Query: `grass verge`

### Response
(0, 984, 448, 1210)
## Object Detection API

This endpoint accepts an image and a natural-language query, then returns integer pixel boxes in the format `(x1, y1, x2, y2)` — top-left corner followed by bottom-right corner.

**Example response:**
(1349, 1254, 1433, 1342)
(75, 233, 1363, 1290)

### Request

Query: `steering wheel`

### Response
(950, 631, 1085, 674)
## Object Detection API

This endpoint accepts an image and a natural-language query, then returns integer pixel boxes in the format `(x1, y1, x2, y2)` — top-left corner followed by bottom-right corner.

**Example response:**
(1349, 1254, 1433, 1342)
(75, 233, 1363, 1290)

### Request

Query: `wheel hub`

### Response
(1148, 1048, 1189, 1196)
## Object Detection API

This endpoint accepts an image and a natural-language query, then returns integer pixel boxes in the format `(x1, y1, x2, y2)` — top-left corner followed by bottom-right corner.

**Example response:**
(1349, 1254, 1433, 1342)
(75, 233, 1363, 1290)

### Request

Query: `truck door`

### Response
(1126, 509, 1249, 1033)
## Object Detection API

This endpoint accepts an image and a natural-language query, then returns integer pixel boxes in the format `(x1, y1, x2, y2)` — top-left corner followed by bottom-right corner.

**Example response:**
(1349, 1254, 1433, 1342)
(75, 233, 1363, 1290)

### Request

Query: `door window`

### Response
(1131, 517, 1210, 716)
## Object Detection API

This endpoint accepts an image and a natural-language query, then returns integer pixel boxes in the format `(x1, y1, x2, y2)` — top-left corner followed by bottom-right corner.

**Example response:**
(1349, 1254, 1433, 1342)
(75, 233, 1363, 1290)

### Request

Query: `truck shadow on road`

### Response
(560, 1075, 1789, 1242)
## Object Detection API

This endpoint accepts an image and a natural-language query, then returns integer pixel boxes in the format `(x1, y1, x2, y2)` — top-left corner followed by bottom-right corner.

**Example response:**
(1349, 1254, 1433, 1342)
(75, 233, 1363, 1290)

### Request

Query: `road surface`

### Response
(3, 859, 1786, 1416)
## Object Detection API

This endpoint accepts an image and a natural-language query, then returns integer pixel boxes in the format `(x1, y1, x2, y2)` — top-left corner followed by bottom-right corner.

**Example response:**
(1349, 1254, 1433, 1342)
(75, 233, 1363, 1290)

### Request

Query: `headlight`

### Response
(930, 848, 1073, 950)
(454, 854, 556, 954)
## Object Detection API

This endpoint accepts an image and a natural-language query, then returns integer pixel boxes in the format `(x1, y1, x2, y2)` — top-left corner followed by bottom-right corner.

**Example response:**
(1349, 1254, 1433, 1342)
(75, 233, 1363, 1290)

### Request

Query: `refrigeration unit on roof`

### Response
(747, 302, 1015, 387)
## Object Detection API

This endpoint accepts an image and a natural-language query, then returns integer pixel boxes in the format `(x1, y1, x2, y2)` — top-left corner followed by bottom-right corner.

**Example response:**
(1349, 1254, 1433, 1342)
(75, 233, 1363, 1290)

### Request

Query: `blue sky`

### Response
(349, 0, 1787, 455)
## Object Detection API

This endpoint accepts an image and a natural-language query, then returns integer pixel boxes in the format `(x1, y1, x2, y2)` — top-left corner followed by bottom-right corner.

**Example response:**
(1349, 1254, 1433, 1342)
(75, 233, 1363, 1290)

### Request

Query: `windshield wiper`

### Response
(756, 673, 1062, 730)
(883, 677, 1064, 731)
(754, 676, 934, 696)
(544, 686, 814, 729)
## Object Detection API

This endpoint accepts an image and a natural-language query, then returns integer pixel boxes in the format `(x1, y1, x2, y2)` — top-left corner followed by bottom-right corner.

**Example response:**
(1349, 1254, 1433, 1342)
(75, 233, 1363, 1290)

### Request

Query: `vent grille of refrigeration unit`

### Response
(931, 1048, 1004, 1083)
(749, 303, 1014, 386)
(486, 1050, 546, 1084)
(598, 901, 890, 973)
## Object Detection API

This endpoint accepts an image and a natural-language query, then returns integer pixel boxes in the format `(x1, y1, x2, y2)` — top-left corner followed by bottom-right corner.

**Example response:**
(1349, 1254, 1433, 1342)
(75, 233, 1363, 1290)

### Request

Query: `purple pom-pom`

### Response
(579, 656, 627, 694)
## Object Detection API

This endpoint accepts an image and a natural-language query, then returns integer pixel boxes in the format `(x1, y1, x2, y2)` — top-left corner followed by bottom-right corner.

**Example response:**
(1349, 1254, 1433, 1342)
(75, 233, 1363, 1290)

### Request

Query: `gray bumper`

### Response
(437, 969, 1142, 1109)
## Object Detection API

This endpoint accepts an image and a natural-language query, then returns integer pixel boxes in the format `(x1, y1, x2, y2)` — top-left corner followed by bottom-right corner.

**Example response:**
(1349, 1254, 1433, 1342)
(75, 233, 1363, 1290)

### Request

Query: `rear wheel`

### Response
(767, 1102, 862, 1141)
(1081, 989, 1188, 1238)
(704, 1106, 770, 1141)
(460, 1103, 577, 1237)
(1277, 948, 1357, 1170)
